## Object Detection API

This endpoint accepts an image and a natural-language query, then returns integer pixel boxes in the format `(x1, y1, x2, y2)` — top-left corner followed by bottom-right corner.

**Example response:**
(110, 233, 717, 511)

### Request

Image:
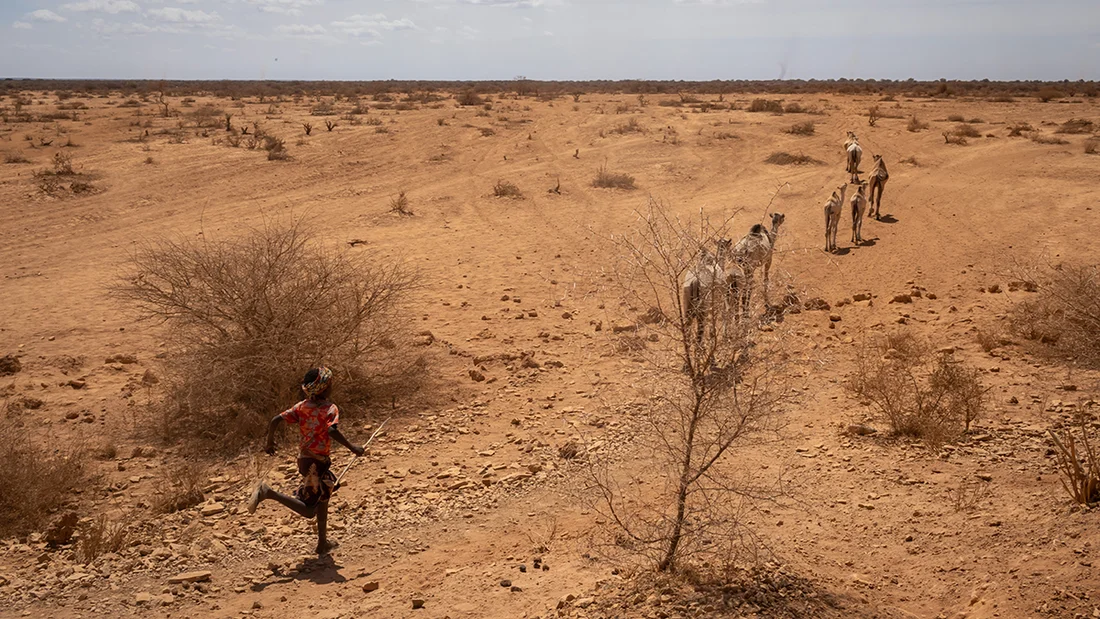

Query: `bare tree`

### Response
(325, 120, 337, 132)
(303, 122, 313, 136)
(588, 198, 788, 573)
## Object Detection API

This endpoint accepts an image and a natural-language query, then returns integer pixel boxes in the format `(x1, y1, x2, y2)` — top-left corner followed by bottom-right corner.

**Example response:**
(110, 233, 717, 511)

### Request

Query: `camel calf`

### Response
(824, 184, 848, 252)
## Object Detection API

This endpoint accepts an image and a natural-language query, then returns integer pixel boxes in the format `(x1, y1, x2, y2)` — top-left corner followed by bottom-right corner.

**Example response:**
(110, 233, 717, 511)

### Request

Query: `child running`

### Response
(247, 367, 364, 555)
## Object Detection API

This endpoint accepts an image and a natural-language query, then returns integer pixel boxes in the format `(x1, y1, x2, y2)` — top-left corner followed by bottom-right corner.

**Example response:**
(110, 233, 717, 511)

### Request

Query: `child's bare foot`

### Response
(315, 539, 338, 555)
(246, 483, 270, 514)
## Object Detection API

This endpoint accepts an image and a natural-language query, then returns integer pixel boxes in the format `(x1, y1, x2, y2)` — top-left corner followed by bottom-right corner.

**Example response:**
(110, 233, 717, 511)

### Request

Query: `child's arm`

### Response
(264, 415, 283, 455)
(328, 425, 365, 457)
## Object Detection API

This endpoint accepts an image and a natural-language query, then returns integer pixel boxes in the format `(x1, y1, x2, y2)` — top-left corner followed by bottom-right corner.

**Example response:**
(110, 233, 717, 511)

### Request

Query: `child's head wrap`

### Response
(302, 366, 333, 397)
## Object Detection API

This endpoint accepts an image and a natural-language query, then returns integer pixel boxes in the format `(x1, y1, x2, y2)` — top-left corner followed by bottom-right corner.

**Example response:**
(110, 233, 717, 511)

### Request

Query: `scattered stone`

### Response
(67, 379, 87, 389)
(575, 597, 595, 609)
(412, 598, 425, 610)
(468, 369, 486, 382)
(804, 298, 831, 311)
(976, 473, 993, 482)
(200, 503, 225, 517)
(45, 511, 79, 548)
(134, 592, 152, 605)
(251, 601, 263, 609)
(853, 292, 872, 302)
(518, 564, 527, 573)
(510, 585, 522, 592)
(558, 441, 580, 460)
(845, 424, 877, 436)
(829, 313, 842, 322)
(891, 294, 913, 304)
(141, 369, 159, 385)
(168, 571, 212, 584)
(105, 354, 138, 364)
(362, 581, 380, 593)
(500, 579, 512, 587)
(858, 503, 875, 510)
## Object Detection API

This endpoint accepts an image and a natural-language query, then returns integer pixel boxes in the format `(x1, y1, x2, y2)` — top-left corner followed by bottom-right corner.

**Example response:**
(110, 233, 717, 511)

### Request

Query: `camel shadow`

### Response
(829, 247, 852, 256)
(250, 554, 348, 592)
(852, 238, 879, 248)
(875, 214, 898, 224)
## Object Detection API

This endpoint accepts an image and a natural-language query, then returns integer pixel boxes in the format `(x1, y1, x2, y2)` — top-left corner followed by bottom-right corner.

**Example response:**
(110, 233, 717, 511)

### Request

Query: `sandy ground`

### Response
(1, 90, 1099, 618)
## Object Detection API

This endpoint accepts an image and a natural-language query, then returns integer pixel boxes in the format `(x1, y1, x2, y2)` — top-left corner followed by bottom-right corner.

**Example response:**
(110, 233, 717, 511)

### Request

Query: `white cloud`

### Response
(330, 13, 416, 38)
(274, 23, 332, 39)
(12, 21, 33, 29)
(148, 7, 220, 23)
(28, 9, 67, 22)
(241, 0, 323, 16)
(61, 0, 140, 13)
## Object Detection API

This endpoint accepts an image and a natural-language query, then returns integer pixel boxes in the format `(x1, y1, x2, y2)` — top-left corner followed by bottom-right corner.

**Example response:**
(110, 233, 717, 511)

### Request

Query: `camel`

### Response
(824, 183, 848, 252)
(850, 182, 868, 246)
(682, 238, 732, 346)
(867, 154, 889, 219)
(729, 212, 786, 316)
(844, 131, 863, 184)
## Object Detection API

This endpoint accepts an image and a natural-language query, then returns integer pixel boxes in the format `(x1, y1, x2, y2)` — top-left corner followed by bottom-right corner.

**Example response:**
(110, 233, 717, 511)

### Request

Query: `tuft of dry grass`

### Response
(747, 99, 783, 114)
(943, 131, 968, 146)
(1049, 415, 1099, 506)
(1085, 139, 1098, 155)
(389, 190, 413, 216)
(907, 115, 929, 132)
(764, 151, 822, 165)
(610, 117, 644, 134)
(947, 114, 965, 122)
(1007, 123, 1034, 137)
(591, 164, 636, 189)
(1036, 87, 1065, 102)
(1029, 133, 1069, 145)
(0, 422, 89, 537)
(1055, 119, 1095, 134)
(1007, 262, 1100, 362)
(785, 121, 815, 136)
(4, 151, 31, 164)
(493, 179, 524, 199)
(76, 515, 130, 564)
(952, 123, 982, 138)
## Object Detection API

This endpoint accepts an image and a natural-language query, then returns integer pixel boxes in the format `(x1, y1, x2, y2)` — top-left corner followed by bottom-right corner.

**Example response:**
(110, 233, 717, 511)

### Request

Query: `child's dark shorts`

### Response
(296, 457, 337, 507)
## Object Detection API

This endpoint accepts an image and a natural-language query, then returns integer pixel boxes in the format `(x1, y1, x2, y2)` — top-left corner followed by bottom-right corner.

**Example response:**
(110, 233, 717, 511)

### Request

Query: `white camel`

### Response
(682, 238, 732, 346)
(850, 182, 868, 246)
(868, 154, 889, 220)
(844, 131, 863, 184)
(729, 212, 786, 316)
(824, 183, 848, 252)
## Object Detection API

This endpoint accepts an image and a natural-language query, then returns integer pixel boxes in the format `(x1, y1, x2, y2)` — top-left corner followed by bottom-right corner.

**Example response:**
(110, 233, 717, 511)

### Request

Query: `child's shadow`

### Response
(251, 555, 347, 591)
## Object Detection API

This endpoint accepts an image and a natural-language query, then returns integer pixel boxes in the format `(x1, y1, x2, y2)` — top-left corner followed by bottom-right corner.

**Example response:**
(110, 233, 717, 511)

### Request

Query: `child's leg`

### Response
(250, 483, 318, 518)
(315, 502, 331, 554)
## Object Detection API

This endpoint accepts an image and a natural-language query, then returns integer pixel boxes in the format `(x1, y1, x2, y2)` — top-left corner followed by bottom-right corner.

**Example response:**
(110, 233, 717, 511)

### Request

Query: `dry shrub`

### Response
(783, 101, 806, 113)
(115, 220, 416, 453)
(151, 462, 205, 513)
(1049, 414, 1099, 506)
(943, 131, 968, 145)
(263, 135, 289, 160)
(747, 99, 783, 114)
(389, 190, 413, 216)
(610, 118, 644, 134)
(479, 127, 495, 137)
(946, 114, 965, 122)
(764, 151, 821, 165)
(951, 479, 990, 513)
(458, 90, 483, 106)
(1008, 263, 1100, 361)
(4, 152, 30, 164)
(849, 333, 986, 447)
(1036, 87, 1065, 102)
(907, 115, 929, 132)
(1085, 139, 1099, 155)
(1007, 123, 1034, 137)
(1029, 132, 1069, 145)
(1056, 119, 1095, 134)
(975, 329, 1011, 353)
(785, 121, 815, 136)
(0, 422, 88, 537)
(713, 131, 739, 140)
(493, 179, 524, 199)
(592, 164, 636, 189)
(76, 515, 130, 563)
(867, 105, 880, 126)
(952, 123, 982, 138)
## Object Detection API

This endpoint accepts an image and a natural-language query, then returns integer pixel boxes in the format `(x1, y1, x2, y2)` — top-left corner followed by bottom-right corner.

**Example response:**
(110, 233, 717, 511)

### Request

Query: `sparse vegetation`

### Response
(325, 120, 337, 132)
(1008, 262, 1100, 362)
(4, 152, 30, 164)
(785, 121, 815, 136)
(75, 515, 130, 564)
(115, 220, 416, 453)
(943, 131, 968, 145)
(151, 461, 206, 513)
(302, 122, 313, 136)
(1086, 139, 1098, 155)
(1007, 123, 1034, 137)
(867, 105, 880, 127)
(389, 190, 413, 216)
(849, 332, 987, 446)
(1036, 87, 1065, 102)
(952, 123, 982, 138)
(1049, 414, 1099, 506)
(1029, 132, 1069, 145)
(0, 421, 88, 537)
(458, 90, 483, 106)
(610, 118, 644, 134)
(907, 115, 929, 132)
(1055, 119, 1095, 134)
(492, 179, 524, 199)
(764, 151, 821, 165)
(592, 164, 636, 189)
(748, 99, 783, 114)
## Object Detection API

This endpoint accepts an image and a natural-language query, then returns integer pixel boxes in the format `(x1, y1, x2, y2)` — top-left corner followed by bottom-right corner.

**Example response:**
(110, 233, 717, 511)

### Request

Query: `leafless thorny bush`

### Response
(0, 421, 89, 537)
(389, 190, 413, 216)
(848, 331, 987, 448)
(586, 198, 789, 573)
(1006, 262, 1100, 364)
(151, 461, 206, 513)
(951, 479, 991, 513)
(76, 515, 130, 563)
(524, 515, 560, 554)
(115, 219, 418, 454)
(1048, 413, 1099, 506)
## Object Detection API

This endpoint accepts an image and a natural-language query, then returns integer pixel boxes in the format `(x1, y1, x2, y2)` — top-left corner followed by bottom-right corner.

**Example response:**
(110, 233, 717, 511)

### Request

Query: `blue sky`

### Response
(2, 1, 1098, 80)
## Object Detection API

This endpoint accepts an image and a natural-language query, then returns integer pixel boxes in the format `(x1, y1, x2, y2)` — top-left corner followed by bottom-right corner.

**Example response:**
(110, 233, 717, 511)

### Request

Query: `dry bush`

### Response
(764, 151, 821, 165)
(907, 115, 929, 132)
(458, 90, 483, 106)
(115, 220, 416, 453)
(0, 422, 88, 537)
(783, 101, 808, 113)
(4, 152, 30, 164)
(747, 99, 783, 113)
(713, 131, 739, 140)
(364, 116, 383, 126)
(946, 114, 965, 122)
(76, 515, 130, 563)
(1007, 123, 1034, 137)
(590, 198, 788, 572)
(1086, 139, 1098, 155)
(784, 121, 815, 136)
(492, 179, 524, 199)
(975, 329, 1012, 353)
(263, 135, 289, 160)
(151, 461, 205, 513)
(1056, 119, 1096, 134)
(952, 123, 982, 138)
(302, 122, 312, 136)
(389, 190, 413, 216)
(849, 333, 986, 447)
(610, 118, 644, 134)
(325, 120, 337, 132)
(1036, 87, 1065, 102)
(943, 131, 968, 145)
(951, 479, 990, 513)
(592, 164, 636, 190)
(479, 127, 495, 137)
(1049, 414, 1099, 506)
(867, 105, 880, 127)
(1007, 262, 1100, 361)
(1030, 132, 1069, 145)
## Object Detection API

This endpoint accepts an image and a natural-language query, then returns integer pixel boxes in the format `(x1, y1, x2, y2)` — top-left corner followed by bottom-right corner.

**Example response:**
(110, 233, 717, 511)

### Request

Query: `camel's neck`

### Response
(766, 222, 781, 243)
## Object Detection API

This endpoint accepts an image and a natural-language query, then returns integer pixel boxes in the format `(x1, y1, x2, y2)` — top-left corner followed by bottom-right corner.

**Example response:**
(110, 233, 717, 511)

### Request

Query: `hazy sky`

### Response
(3, 1, 1098, 80)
